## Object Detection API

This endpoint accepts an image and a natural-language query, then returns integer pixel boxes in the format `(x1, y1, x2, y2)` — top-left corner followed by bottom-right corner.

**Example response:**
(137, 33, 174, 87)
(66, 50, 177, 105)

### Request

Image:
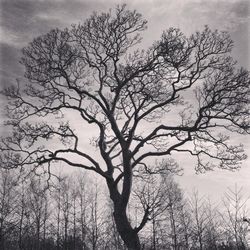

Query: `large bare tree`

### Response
(0, 5, 249, 249)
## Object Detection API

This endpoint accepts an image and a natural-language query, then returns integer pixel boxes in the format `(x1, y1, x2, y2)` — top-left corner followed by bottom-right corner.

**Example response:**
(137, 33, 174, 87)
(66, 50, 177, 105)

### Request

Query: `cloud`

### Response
(0, 0, 70, 47)
(178, 0, 249, 30)
(176, 0, 250, 68)
(231, 0, 250, 18)
(0, 42, 24, 87)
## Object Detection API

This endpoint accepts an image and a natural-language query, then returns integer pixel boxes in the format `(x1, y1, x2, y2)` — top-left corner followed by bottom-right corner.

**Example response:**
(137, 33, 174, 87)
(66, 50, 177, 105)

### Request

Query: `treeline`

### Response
(0, 168, 249, 250)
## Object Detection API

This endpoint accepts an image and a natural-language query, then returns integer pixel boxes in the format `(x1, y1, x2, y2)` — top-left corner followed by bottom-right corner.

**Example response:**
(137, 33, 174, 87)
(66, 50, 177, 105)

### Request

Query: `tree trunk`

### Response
(113, 208, 141, 250)
(152, 209, 156, 250)
(107, 177, 141, 250)
(106, 151, 142, 250)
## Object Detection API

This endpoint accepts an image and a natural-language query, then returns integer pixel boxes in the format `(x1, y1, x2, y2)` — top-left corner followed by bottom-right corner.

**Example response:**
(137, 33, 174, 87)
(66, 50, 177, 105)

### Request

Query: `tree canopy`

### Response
(0, 5, 249, 250)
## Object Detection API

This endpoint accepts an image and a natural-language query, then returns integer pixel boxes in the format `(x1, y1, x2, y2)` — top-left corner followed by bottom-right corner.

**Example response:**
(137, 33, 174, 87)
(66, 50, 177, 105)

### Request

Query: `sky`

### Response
(0, 0, 250, 204)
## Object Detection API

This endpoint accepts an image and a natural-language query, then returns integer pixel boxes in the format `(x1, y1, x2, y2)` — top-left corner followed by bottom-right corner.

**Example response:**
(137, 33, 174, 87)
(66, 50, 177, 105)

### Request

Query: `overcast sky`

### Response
(0, 0, 249, 203)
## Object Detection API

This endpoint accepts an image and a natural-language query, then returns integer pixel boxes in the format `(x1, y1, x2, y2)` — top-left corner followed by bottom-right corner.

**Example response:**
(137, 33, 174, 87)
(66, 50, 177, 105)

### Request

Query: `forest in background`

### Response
(0, 168, 249, 250)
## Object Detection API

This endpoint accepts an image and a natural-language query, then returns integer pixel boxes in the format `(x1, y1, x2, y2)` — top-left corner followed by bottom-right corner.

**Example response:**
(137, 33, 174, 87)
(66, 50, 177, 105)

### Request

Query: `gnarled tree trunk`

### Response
(113, 207, 141, 250)
(107, 174, 141, 250)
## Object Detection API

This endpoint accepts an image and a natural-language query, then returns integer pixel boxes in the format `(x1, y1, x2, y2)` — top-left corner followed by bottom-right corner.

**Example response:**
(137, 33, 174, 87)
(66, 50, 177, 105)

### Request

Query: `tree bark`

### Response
(113, 208, 141, 250)
(107, 177, 141, 250)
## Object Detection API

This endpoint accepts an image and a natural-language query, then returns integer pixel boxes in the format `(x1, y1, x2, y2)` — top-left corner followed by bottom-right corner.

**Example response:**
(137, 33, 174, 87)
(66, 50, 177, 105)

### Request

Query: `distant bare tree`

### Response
(133, 173, 171, 250)
(88, 181, 100, 250)
(1, 4, 249, 249)
(53, 175, 63, 250)
(189, 190, 208, 250)
(164, 177, 185, 250)
(70, 182, 78, 250)
(203, 199, 222, 249)
(60, 177, 71, 250)
(221, 185, 249, 249)
(17, 180, 26, 250)
(76, 174, 89, 250)
(133, 172, 173, 236)
(179, 201, 192, 249)
(26, 177, 49, 250)
(0, 169, 18, 250)
(132, 171, 188, 250)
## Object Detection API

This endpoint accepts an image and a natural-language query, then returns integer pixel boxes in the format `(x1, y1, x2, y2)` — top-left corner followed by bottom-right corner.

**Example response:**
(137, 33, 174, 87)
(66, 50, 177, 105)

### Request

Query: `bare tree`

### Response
(153, 174, 187, 250)
(133, 173, 172, 250)
(70, 182, 78, 250)
(221, 185, 249, 249)
(189, 190, 209, 250)
(88, 181, 100, 250)
(1, 4, 249, 249)
(164, 177, 185, 250)
(0, 169, 18, 250)
(179, 201, 192, 249)
(132, 170, 188, 250)
(203, 199, 222, 249)
(76, 173, 89, 250)
(53, 175, 63, 250)
(26, 177, 49, 250)
(17, 180, 26, 250)
(60, 177, 71, 250)
(133, 171, 174, 236)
